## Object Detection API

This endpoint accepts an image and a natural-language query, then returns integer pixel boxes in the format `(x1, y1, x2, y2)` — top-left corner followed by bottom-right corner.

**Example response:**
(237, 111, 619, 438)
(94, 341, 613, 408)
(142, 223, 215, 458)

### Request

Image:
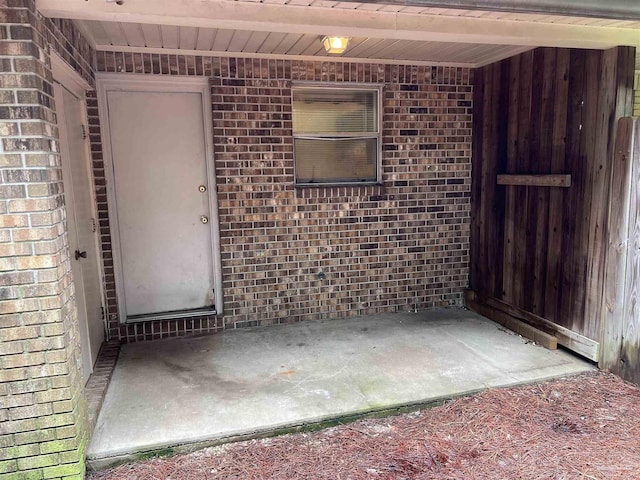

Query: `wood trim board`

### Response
(466, 290, 600, 361)
(496, 174, 571, 187)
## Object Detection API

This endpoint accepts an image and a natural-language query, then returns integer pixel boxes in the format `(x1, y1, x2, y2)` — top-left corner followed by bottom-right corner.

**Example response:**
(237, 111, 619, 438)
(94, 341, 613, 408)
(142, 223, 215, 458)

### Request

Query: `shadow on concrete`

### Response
(86, 308, 594, 469)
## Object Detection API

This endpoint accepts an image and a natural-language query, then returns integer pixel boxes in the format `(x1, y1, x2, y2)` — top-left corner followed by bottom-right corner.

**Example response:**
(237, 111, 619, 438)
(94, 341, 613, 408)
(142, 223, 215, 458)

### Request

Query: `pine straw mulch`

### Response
(87, 371, 640, 480)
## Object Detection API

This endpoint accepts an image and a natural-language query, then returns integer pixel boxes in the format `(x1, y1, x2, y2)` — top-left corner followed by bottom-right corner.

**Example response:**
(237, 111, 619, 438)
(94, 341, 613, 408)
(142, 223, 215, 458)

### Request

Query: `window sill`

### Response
(295, 181, 383, 188)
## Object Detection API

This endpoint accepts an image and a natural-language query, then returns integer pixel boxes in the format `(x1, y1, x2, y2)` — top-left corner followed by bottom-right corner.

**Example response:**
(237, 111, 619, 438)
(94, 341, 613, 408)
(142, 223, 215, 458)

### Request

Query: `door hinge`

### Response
(90, 218, 97, 233)
(81, 124, 88, 140)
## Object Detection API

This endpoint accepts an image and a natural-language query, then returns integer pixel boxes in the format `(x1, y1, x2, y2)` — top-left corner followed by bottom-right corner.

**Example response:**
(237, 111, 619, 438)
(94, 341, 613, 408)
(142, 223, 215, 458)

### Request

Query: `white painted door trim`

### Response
(52, 52, 107, 377)
(51, 51, 92, 96)
(52, 54, 101, 313)
(96, 73, 224, 322)
(52, 52, 107, 334)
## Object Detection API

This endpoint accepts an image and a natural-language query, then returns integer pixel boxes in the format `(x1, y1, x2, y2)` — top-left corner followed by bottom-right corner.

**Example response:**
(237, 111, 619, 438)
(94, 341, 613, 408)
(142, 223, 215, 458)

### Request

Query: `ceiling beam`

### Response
(346, 0, 640, 21)
(95, 43, 534, 68)
(96, 44, 478, 67)
(36, 0, 640, 50)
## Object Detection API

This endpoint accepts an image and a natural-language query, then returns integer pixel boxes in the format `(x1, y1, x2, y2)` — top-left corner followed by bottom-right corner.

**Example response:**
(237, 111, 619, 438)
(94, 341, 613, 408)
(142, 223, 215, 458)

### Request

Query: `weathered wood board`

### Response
(602, 118, 640, 384)
(496, 174, 571, 187)
(465, 290, 558, 351)
(467, 289, 599, 361)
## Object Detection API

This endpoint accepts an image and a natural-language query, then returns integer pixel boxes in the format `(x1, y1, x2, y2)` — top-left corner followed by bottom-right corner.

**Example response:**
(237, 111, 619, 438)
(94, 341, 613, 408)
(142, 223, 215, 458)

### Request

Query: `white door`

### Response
(106, 90, 216, 318)
(55, 83, 104, 383)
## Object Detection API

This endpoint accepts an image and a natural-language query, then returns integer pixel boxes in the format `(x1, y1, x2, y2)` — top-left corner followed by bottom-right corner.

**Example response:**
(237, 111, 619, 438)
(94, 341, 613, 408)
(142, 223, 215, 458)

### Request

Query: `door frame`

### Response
(52, 52, 107, 374)
(96, 73, 224, 322)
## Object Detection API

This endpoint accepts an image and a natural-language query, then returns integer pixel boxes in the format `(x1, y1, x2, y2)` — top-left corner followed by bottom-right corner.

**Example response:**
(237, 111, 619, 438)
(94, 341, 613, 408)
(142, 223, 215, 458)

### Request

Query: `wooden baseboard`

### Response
(464, 290, 599, 361)
(465, 291, 558, 350)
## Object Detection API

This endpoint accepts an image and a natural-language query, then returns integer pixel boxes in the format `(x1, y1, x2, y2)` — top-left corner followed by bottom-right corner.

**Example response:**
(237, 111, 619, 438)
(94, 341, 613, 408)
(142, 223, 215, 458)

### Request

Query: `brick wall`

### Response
(44, 17, 94, 88)
(96, 52, 472, 340)
(1, 2, 94, 479)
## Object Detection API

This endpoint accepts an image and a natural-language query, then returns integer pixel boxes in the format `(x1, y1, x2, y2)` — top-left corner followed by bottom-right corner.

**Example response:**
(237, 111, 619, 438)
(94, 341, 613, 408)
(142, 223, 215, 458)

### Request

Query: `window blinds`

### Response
(292, 86, 380, 184)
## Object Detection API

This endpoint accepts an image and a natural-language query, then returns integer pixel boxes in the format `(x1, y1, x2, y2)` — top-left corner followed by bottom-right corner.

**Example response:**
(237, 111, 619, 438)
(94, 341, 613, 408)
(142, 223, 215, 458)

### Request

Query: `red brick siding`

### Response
(95, 52, 472, 340)
(44, 17, 94, 88)
(0, 1, 94, 478)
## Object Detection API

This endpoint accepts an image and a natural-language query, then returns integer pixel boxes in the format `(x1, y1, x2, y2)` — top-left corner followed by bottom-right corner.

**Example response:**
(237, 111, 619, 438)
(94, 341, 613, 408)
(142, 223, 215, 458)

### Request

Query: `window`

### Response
(292, 85, 382, 185)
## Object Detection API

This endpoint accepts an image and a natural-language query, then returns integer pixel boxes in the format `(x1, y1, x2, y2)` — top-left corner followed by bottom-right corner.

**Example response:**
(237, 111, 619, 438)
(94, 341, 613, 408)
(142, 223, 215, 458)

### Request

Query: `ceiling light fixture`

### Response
(322, 36, 350, 55)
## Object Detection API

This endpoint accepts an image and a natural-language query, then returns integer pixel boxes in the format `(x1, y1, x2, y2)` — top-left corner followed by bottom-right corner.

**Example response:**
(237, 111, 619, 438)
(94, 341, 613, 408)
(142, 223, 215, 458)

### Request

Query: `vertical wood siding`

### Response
(602, 118, 640, 384)
(471, 46, 635, 345)
(634, 72, 640, 117)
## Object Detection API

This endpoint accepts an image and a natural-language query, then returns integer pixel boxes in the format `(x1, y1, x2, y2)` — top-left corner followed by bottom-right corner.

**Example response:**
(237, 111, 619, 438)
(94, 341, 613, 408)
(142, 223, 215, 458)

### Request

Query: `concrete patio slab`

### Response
(86, 309, 594, 468)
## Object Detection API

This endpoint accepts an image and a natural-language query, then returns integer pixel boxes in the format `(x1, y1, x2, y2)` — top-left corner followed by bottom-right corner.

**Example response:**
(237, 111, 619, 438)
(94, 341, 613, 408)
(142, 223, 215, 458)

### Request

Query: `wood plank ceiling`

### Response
(71, 0, 640, 68)
(81, 20, 533, 66)
(235, 0, 640, 28)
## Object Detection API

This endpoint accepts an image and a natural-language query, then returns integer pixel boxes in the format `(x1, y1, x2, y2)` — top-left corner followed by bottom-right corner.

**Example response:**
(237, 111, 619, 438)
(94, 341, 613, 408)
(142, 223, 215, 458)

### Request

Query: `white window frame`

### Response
(292, 82, 383, 186)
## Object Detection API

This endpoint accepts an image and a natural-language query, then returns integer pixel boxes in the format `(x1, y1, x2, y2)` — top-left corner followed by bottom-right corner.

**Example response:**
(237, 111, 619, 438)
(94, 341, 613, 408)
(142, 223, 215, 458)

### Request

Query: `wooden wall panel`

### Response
(471, 46, 635, 349)
(502, 54, 518, 305)
(620, 120, 640, 383)
(544, 49, 569, 324)
(558, 49, 585, 335)
(531, 49, 555, 315)
(602, 118, 639, 383)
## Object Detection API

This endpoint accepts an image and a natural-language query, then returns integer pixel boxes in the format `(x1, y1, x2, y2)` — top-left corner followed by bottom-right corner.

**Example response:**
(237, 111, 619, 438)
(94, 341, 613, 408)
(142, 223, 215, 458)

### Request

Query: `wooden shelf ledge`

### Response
(497, 174, 571, 187)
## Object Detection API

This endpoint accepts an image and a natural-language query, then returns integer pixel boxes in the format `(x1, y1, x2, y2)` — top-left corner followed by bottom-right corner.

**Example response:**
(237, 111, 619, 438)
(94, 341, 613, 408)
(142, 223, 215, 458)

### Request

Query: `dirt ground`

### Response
(87, 371, 640, 480)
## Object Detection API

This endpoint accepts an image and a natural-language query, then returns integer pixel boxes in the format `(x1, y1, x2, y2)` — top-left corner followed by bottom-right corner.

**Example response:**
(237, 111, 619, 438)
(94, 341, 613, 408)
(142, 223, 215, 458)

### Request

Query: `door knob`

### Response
(74, 249, 87, 260)
(198, 185, 207, 193)
(200, 216, 209, 224)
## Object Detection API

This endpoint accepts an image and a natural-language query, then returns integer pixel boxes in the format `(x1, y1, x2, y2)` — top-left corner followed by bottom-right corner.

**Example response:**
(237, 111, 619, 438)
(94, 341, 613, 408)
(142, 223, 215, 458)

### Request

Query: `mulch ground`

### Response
(87, 371, 640, 480)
